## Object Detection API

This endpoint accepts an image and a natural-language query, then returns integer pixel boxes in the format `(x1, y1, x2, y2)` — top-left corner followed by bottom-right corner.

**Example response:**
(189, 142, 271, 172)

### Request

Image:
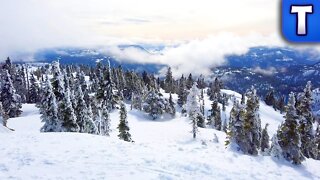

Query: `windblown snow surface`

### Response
(0, 90, 319, 180)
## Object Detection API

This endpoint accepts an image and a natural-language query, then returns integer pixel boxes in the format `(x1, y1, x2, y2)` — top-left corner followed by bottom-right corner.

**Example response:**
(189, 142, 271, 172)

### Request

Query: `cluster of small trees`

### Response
(183, 78, 227, 139)
(226, 82, 320, 164)
(0, 58, 26, 127)
(264, 90, 286, 113)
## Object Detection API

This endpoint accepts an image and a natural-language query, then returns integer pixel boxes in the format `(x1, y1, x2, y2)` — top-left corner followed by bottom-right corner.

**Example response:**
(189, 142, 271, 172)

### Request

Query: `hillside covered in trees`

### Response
(0, 57, 319, 179)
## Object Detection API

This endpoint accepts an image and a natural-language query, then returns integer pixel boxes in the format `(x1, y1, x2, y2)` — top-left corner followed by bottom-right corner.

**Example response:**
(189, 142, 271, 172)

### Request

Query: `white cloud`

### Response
(1, 0, 320, 77)
(101, 33, 284, 77)
(253, 67, 277, 76)
(0, 0, 280, 60)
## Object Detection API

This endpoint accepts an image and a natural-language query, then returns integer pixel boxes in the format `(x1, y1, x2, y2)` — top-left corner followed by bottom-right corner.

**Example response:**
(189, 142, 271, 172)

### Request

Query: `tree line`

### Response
(0, 58, 319, 165)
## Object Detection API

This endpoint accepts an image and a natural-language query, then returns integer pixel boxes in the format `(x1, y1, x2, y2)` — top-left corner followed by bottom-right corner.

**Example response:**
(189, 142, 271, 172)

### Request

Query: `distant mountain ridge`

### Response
(225, 47, 320, 68)
(24, 46, 320, 71)
(10, 45, 320, 98)
(29, 46, 166, 73)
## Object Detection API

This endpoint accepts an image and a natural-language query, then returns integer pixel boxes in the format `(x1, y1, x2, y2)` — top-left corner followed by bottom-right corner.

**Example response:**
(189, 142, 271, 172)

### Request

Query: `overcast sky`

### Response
(0, 0, 311, 76)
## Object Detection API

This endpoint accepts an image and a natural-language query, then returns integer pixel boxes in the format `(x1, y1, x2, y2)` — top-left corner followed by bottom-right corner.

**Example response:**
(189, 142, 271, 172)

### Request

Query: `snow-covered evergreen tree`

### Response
(222, 98, 228, 132)
(40, 77, 62, 132)
(270, 135, 283, 160)
(13, 65, 27, 103)
(84, 105, 98, 134)
(274, 92, 304, 164)
(131, 92, 143, 111)
(187, 83, 201, 138)
(297, 81, 316, 158)
(28, 73, 39, 104)
(177, 75, 188, 107)
(278, 95, 286, 114)
(105, 61, 118, 110)
(165, 93, 176, 117)
(0, 70, 22, 118)
(164, 67, 175, 93)
(207, 94, 222, 130)
(208, 77, 222, 102)
(74, 85, 97, 134)
(60, 87, 79, 132)
(196, 74, 206, 89)
(243, 87, 262, 155)
(51, 61, 65, 102)
(265, 90, 276, 108)
(225, 99, 245, 149)
(0, 102, 7, 127)
(118, 102, 132, 142)
(260, 123, 270, 153)
(143, 89, 165, 120)
(241, 93, 246, 105)
(100, 103, 111, 136)
(186, 73, 193, 90)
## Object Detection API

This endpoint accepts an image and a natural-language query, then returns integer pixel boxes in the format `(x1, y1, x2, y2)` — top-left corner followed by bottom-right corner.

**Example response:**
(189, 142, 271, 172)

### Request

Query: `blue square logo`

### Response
(282, 0, 320, 42)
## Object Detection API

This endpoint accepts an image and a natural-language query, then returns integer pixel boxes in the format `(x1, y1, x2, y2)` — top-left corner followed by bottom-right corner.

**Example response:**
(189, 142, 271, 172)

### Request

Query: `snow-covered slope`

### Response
(0, 125, 10, 133)
(0, 91, 319, 179)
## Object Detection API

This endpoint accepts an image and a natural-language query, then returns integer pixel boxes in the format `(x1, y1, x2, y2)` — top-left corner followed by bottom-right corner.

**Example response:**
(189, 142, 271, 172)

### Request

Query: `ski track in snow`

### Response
(0, 90, 319, 180)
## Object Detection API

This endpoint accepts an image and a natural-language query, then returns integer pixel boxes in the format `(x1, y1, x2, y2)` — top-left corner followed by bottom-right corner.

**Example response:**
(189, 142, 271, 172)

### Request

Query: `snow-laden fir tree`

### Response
(105, 61, 118, 110)
(2, 57, 13, 75)
(28, 73, 39, 104)
(85, 105, 98, 134)
(186, 73, 193, 90)
(51, 61, 65, 102)
(196, 74, 206, 89)
(199, 89, 205, 116)
(270, 135, 283, 160)
(296, 81, 316, 158)
(0, 102, 8, 127)
(177, 75, 188, 108)
(225, 99, 246, 148)
(13, 65, 27, 103)
(89, 70, 98, 93)
(131, 92, 143, 110)
(208, 77, 222, 102)
(76, 70, 87, 93)
(265, 90, 276, 109)
(74, 85, 97, 134)
(278, 95, 286, 114)
(186, 83, 201, 138)
(243, 87, 262, 155)
(207, 93, 222, 130)
(143, 89, 165, 120)
(165, 93, 176, 117)
(92, 98, 111, 136)
(100, 102, 111, 136)
(118, 102, 132, 142)
(0, 70, 22, 118)
(76, 70, 90, 104)
(241, 93, 246, 105)
(59, 87, 79, 132)
(260, 123, 270, 153)
(164, 67, 175, 93)
(222, 99, 228, 133)
(40, 77, 62, 132)
(273, 92, 304, 164)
